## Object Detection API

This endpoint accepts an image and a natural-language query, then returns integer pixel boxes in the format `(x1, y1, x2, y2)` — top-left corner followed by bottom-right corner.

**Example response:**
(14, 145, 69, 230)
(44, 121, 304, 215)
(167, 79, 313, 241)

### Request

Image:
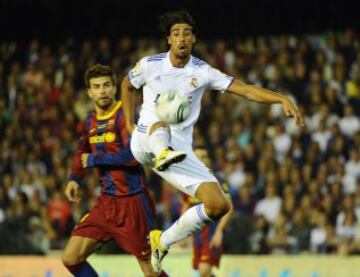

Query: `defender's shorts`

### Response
(193, 224, 222, 269)
(71, 191, 155, 260)
(130, 127, 218, 197)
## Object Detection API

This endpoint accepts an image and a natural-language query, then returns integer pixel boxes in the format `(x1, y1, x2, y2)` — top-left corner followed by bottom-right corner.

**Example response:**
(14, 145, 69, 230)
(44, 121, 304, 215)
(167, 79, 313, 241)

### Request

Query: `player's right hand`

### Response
(64, 181, 81, 204)
(281, 97, 304, 127)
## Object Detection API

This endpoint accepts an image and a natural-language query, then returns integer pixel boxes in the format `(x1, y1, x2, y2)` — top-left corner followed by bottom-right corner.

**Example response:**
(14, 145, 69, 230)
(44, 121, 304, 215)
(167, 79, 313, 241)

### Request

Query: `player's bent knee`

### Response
(204, 198, 230, 219)
(149, 121, 169, 135)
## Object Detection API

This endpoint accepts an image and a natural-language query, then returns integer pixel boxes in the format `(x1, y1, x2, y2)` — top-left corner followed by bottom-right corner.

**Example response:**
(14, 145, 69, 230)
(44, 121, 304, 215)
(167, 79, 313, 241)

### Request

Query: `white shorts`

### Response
(130, 127, 218, 197)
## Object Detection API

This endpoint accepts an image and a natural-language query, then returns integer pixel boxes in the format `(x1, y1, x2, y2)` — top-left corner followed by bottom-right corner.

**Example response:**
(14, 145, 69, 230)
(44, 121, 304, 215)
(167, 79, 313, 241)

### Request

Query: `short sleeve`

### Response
(207, 66, 234, 92)
(128, 58, 147, 89)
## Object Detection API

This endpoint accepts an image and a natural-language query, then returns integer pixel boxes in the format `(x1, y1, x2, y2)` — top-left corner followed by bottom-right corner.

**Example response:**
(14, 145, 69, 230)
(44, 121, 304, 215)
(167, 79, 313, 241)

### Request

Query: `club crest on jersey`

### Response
(190, 77, 198, 88)
(107, 119, 115, 128)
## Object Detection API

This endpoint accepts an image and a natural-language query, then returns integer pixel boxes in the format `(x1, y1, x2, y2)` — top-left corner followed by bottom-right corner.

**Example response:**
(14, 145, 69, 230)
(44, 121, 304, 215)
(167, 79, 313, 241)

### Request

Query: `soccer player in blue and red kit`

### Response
(62, 64, 167, 277)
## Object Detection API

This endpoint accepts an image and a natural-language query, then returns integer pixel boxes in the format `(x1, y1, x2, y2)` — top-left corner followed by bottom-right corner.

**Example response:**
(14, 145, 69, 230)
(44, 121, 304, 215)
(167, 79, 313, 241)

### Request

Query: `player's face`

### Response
(194, 149, 210, 167)
(87, 76, 116, 110)
(167, 23, 196, 58)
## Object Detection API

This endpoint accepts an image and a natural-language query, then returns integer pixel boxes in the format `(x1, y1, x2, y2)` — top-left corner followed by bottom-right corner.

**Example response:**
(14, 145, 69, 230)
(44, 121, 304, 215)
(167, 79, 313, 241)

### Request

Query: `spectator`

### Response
(255, 182, 282, 224)
(267, 214, 296, 254)
(345, 149, 360, 181)
(289, 208, 311, 253)
(249, 215, 269, 254)
(339, 104, 360, 137)
(312, 118, 331, 153)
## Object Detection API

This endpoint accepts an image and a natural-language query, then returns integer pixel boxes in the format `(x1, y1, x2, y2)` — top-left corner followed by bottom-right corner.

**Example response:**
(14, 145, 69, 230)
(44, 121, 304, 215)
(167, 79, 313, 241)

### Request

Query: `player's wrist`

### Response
(86, 154, 96, 167)
(278, 94, 289, 104)
(68, 175, 82, 186)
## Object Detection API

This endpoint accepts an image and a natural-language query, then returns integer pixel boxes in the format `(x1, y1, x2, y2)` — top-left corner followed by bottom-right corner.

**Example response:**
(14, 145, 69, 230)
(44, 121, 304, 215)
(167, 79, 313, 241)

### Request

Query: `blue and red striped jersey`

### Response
(69, 101, 146, 196)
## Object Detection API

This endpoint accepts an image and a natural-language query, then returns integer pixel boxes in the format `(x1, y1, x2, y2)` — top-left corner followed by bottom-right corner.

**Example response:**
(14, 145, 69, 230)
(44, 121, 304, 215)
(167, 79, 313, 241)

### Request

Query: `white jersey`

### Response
(128, 51, 233, 144)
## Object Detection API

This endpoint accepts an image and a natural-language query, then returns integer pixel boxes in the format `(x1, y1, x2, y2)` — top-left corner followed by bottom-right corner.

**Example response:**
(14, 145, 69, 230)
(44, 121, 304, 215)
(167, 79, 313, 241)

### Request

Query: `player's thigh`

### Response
(62, 236, 103, 265)
(136, 257, 158, 277)
(154, 149, 218, 197)
(198, 262, 212, 277)
(195, 182, 228, 207)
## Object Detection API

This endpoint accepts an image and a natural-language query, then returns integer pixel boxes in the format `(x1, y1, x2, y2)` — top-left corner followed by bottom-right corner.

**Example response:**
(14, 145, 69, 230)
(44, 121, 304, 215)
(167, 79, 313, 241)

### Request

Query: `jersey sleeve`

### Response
(69, 123, 91, 184)
(207, 66, 234, 92)
(128, 58, 147, 89)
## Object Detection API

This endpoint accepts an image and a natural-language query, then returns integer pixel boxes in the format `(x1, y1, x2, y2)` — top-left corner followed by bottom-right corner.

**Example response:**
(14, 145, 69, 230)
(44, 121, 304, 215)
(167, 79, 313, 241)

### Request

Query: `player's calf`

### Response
(62, 257, 98, 277)
(62, 251, 86, 267)
(62, 237, 100, 276)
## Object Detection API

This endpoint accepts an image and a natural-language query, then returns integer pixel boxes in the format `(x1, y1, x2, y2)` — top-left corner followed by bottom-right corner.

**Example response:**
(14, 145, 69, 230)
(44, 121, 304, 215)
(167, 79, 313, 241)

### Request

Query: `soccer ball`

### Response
(155, 91, 191, 124)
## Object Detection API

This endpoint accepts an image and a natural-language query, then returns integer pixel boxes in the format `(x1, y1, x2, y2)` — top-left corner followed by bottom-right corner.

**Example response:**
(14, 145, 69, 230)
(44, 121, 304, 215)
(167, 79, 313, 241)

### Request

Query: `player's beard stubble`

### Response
(174, 44, 192, 59)
(95, 97, 113, 110)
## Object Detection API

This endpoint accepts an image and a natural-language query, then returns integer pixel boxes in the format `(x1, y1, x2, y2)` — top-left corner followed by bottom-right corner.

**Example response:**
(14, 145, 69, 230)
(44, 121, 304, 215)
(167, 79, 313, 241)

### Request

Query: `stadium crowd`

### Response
(0, 29, 360, 255)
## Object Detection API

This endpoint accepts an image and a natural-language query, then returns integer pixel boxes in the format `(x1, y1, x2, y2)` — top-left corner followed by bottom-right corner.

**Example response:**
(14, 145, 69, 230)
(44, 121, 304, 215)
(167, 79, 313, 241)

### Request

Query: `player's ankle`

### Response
(159, 234, 169, 251)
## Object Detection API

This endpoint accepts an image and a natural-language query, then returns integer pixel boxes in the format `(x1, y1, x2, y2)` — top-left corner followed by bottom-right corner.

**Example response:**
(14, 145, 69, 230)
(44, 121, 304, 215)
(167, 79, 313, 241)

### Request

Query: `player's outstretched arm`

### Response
(121, 76, 136, 134)
(227, 79, 304, 127)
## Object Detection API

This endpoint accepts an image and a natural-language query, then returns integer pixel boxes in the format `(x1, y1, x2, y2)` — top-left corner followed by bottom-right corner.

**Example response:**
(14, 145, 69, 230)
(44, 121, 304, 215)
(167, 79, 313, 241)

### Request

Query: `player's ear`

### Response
(192, 35, 196, 44)
(167, 35, 171, 46)
(87, 88, 93, 99)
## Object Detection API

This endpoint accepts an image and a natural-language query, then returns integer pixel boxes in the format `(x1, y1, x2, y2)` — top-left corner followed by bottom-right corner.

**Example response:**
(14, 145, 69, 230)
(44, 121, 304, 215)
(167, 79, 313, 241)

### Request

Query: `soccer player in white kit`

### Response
(121, 10, 304, 273)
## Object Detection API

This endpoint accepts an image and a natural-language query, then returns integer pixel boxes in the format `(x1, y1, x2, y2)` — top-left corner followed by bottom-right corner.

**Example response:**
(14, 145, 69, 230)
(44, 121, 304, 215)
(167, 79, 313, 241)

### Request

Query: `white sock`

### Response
(160, 203, 212, 249)
(148, 127, 170, 156)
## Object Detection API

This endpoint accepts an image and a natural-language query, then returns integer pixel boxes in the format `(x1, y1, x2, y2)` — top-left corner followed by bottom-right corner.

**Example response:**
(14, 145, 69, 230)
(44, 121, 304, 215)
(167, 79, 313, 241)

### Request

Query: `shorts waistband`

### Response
(101, 191, 144, 198)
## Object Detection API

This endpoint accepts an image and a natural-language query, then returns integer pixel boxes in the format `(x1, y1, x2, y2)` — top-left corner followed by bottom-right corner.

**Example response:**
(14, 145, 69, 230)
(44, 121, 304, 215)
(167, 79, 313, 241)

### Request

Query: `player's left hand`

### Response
(281, 97, 304, 127)
(210, 230, 223, 249)
(81, 153, 89, 168)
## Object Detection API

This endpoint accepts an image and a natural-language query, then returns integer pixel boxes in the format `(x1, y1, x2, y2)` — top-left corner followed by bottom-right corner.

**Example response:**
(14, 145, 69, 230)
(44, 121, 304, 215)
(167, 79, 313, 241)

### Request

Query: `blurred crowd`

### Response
(0, 29, 360, 255)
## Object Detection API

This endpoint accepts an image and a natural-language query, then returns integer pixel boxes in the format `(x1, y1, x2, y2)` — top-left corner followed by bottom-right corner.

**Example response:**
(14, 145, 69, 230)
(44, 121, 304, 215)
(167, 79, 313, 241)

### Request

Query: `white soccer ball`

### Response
(155, 91, 191, 124)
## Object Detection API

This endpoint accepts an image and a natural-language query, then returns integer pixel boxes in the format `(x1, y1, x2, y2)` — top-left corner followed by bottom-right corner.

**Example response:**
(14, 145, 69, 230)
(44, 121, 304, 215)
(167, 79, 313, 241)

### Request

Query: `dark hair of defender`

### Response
(84, 64, 117, 88)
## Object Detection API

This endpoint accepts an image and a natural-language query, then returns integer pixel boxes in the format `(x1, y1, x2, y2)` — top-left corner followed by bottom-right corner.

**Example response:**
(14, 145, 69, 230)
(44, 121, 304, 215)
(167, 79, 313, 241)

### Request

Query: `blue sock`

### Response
(66, 261, 98, 277)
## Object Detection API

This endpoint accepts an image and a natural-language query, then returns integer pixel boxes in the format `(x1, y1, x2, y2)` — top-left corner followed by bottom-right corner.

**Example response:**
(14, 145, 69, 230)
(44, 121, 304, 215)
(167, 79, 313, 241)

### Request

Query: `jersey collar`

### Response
(164, 51, 192, 71)
(96, 101, 122, 120)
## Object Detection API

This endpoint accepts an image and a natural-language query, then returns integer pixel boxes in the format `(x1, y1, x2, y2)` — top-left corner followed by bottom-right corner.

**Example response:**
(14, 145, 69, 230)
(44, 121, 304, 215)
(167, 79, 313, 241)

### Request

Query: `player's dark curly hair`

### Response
(84, 64, 116, 88)
(159, 9, 197, 36)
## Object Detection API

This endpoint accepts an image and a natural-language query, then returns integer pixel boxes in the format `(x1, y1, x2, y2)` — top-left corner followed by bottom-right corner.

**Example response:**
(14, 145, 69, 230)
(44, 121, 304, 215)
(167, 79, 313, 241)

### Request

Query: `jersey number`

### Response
(154, 93, 160, 103)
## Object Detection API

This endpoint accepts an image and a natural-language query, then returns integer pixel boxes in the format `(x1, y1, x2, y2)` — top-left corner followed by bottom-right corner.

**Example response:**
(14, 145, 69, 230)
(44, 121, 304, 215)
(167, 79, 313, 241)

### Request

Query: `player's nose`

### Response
(100, 85, 107, 93)
(179, 34, 186, 41)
